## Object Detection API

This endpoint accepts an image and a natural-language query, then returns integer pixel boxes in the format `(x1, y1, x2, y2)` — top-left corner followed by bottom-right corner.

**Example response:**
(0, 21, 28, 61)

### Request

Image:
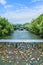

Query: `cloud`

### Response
(31, 0, 41, 3)
(1, 2, 43, 24)
(4, 5, 14, 9)
(0, 0, 6, 5)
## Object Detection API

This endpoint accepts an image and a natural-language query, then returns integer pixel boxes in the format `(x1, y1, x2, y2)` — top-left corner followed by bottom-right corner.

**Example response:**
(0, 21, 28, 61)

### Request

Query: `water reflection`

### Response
(4, 29, 41, 39)
(10, 29, 41, 39)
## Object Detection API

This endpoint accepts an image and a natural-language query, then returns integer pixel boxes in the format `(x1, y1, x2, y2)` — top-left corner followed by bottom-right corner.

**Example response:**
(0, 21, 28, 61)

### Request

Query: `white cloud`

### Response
(4, 5, 14, 9)
(1, 3, 43, 24)
(0, 0, 6, 5)
(31, 0, 41, 3)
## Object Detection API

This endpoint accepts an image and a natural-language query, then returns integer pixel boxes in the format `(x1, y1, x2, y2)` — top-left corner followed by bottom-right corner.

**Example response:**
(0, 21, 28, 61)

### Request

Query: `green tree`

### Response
(24, 14, 43, 38)
(0, 16, 14, 38)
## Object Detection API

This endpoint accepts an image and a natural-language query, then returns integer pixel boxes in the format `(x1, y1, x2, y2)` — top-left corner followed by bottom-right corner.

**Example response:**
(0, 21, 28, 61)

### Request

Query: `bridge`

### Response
(0, 40, 43, 65)
(0, 40, 43, 49)
(0, 39, 43, 42)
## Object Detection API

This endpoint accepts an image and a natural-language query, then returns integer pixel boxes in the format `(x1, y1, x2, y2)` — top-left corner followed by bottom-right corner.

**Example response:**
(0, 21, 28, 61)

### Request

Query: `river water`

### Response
(9, 29, 40, 39)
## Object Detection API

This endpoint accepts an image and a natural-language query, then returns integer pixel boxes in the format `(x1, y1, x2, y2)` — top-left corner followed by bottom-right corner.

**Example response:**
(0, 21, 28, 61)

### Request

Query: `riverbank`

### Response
(0, 17, 23, 39)
(0, 14, 43, 39)
(23, 14, 43, 38)
(0, 17, 14, 38)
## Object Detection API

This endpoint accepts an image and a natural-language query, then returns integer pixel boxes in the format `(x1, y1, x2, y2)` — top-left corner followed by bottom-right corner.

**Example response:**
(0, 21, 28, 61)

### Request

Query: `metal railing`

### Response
(0, 39, 43, 42)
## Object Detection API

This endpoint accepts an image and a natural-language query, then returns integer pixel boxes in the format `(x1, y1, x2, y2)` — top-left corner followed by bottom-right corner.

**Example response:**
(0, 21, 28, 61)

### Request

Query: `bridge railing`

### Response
(0, 39, 43, 42)
(0, 40, 43, 49)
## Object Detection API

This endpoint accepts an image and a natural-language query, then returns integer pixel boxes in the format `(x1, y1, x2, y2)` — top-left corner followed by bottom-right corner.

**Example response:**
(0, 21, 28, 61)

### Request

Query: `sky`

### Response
(0, 0, 43, 24)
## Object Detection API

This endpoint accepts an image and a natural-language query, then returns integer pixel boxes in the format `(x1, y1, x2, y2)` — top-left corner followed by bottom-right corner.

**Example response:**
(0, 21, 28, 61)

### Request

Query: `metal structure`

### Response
(0, 39, 43, 42)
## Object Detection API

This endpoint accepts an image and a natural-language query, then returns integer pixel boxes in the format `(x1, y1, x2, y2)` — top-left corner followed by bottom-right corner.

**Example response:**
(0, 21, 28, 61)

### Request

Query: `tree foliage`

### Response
(0, 17, 14, 38)
(23, 14, 43, 38)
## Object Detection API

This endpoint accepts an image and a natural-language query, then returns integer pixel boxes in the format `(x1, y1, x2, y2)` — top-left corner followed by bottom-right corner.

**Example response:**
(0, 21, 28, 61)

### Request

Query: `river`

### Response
(8, 29, 40, 39)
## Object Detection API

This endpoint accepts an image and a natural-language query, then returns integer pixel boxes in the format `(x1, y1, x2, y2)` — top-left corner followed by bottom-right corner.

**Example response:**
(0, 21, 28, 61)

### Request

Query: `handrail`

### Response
(0, 39, 43, 42)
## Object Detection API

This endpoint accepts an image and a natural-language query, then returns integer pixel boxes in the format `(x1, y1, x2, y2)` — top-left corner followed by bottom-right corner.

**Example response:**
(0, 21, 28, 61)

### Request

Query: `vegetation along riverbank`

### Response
(0, 16, 14, 38)
(23, 14, 43, 38)
(0, 14, 43, 39)
(0, 17, 22, 38)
